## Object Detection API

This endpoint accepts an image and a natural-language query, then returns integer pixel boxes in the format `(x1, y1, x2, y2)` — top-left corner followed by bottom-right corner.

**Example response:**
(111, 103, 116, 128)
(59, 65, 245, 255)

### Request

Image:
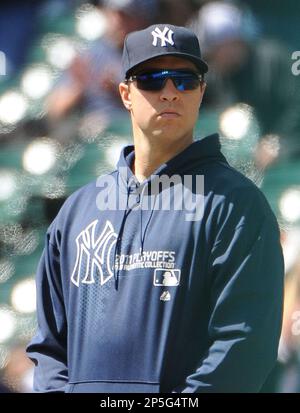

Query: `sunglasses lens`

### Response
(134, 70, 200, 91)
(136, 73, 164, 91)
(173, 73, 200, 91)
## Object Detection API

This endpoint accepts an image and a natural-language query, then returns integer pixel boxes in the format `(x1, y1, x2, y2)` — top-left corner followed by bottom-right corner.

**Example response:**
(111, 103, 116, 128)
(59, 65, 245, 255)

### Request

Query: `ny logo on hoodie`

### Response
(71, 220, 117, 287)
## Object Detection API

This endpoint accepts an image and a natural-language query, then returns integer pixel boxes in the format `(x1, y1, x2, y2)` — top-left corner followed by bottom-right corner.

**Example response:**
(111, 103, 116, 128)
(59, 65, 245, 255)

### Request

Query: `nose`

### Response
(160, 78, 179, 102)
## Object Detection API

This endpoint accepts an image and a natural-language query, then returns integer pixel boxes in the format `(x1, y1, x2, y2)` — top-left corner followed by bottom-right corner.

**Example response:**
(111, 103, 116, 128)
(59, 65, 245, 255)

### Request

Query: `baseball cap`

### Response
(122, 24, 208, 78)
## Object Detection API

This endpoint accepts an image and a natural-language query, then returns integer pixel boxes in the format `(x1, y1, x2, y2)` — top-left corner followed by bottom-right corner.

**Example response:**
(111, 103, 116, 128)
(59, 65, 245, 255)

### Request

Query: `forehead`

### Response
(134, 55, 198, 72)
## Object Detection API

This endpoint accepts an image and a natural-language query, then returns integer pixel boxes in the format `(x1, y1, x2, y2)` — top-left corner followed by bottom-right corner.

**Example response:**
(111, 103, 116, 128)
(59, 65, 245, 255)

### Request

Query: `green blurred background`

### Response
(0, 0, 299, 393)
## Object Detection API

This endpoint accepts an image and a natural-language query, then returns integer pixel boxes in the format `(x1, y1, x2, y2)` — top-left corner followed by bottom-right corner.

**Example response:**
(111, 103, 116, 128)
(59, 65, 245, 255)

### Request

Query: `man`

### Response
(27, 24, 284, 393)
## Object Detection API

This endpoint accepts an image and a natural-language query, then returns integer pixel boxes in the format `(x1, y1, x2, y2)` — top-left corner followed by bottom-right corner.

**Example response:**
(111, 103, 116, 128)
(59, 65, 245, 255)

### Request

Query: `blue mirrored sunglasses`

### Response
(127, 69, 203, 91)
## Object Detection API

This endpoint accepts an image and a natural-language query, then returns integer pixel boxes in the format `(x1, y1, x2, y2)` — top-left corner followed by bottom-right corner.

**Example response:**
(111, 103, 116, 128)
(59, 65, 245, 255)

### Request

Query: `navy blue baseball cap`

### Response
(122, 24, 209, 78)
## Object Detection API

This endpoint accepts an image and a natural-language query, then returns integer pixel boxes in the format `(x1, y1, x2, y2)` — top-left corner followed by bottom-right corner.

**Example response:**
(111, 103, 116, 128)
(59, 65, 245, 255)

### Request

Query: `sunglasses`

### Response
(127, 69, 203, 91)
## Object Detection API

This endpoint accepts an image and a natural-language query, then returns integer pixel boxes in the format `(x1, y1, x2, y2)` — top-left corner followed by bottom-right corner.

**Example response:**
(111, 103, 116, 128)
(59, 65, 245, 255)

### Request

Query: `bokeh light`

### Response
(23, 139, 57, 175)
(0, 91, 28, 125)
(0, 307, 16, 344)
(44, 35, 77, 70)
(279, 187, 300, 224)
(0, 170, 17, 202)
(220, 103, 254, 140)
(21, 65, 53, 100)
(11, 278, 36, 314)
(75, 4, 107, 41)
(105, 139, 131, 169)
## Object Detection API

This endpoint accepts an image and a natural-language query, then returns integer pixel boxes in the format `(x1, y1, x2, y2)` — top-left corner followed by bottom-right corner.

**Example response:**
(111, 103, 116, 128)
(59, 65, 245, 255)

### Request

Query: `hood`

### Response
(117, 133, 226, 184)
(113, 133, 228, 289)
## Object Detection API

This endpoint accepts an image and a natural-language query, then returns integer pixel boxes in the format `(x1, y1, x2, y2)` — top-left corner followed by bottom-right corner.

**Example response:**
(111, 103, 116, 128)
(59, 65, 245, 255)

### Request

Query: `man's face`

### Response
(119, 56, 206, 144)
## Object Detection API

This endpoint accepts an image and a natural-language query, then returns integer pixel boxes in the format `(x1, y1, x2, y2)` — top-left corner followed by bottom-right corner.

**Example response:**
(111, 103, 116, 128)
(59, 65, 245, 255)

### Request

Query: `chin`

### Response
(153, 132, 185, 144)
(151, 128, 176, 138)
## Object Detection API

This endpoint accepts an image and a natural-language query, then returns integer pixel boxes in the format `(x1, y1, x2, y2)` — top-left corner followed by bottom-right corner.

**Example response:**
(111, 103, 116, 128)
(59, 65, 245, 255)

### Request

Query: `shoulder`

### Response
(203, 161, 277, 225)
(201, 159, 263, 197)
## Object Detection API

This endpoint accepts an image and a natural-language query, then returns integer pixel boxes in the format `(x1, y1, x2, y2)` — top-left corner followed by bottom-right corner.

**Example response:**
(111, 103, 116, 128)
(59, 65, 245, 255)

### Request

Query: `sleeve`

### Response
(174, 186, 284, 393)
(26, 225, 68, 393)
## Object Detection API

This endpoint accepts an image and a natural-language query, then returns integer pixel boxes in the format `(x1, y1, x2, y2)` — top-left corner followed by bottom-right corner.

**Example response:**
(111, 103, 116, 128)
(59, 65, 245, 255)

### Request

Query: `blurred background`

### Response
(0, 0, 299, 393)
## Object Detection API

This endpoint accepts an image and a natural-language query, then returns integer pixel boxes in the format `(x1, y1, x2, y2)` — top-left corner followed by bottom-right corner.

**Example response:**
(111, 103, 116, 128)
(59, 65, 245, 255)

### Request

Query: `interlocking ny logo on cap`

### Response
(152, 26, 175, 47)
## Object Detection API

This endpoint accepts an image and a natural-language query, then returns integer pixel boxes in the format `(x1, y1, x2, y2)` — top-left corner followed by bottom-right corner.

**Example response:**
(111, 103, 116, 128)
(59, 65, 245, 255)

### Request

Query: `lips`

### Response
(159, 109, 180, 118)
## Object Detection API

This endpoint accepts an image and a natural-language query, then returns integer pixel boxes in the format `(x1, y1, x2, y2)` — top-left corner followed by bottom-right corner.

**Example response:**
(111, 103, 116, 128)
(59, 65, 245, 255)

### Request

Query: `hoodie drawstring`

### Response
(113, 184, 130, 290)
(140, 182, 157, 256)
(113, 179, 157, 290)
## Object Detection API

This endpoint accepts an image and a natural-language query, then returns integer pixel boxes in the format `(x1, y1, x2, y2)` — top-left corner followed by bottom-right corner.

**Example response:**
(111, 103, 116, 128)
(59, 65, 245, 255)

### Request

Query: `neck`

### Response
(132, 130, 194, 182)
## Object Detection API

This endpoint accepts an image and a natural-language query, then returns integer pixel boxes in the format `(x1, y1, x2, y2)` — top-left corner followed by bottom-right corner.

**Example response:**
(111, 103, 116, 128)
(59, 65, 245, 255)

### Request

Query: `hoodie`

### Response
(26, 133, 284, 393)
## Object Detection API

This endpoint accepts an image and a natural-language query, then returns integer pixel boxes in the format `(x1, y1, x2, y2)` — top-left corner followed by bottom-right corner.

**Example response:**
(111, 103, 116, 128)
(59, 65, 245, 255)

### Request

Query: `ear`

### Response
(119, 82, 132, 111)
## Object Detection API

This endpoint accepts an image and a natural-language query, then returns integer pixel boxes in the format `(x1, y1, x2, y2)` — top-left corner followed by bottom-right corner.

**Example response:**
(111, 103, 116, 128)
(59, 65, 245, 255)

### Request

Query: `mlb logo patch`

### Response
(153, 269, 181, 287)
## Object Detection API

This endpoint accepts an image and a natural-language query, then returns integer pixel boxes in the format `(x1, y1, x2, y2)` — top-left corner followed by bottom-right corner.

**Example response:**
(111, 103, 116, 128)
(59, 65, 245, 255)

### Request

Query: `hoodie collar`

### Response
(117, 133, 227, 187)
(113, 133, 227, 291)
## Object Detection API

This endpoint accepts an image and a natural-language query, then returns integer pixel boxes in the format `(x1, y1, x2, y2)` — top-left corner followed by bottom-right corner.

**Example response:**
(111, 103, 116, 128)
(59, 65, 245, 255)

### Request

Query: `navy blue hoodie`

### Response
(26, 134, 284, 393)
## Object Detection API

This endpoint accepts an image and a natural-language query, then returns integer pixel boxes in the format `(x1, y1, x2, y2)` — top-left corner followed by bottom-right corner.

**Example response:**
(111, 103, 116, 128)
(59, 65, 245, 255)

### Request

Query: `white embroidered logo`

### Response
(160, 291, 171, 302)
(71, 220, 117, 287)
(152, 26, 175, 47)
(153, 269, 181, 287)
